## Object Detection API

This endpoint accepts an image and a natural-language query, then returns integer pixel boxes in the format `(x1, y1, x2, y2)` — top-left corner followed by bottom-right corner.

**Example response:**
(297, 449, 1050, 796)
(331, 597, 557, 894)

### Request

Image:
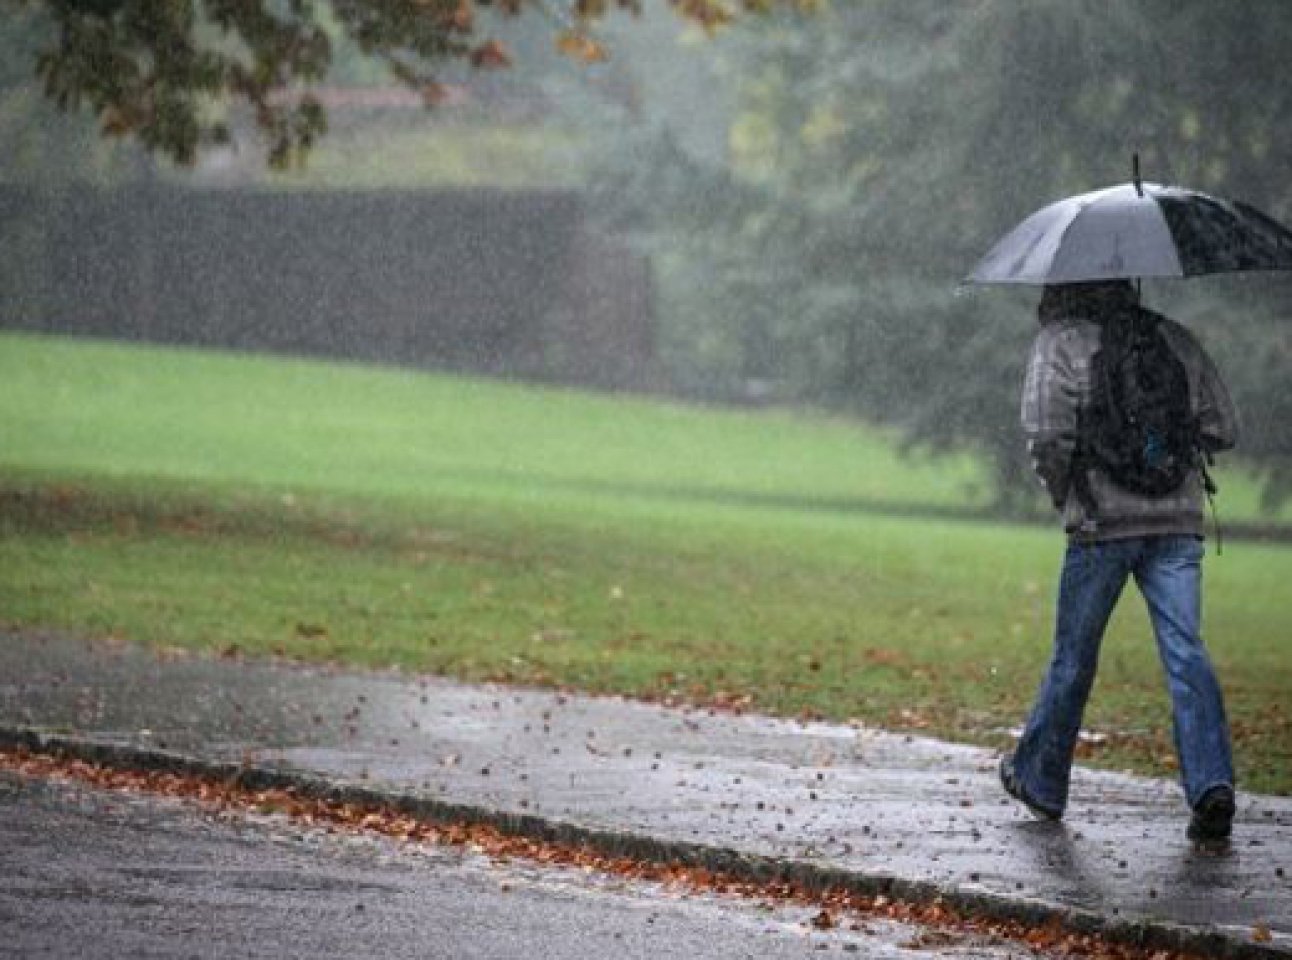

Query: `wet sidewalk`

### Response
(2, 630, 1289, 956)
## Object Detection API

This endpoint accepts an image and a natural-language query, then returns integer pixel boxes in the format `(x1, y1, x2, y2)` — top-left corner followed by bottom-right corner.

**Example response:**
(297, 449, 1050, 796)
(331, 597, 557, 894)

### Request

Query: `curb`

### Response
(2, 724, 1286, 960)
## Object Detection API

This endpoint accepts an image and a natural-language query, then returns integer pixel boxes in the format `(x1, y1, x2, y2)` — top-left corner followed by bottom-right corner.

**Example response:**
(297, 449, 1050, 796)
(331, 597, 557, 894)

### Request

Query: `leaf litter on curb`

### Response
(0, 747, 1249, 959)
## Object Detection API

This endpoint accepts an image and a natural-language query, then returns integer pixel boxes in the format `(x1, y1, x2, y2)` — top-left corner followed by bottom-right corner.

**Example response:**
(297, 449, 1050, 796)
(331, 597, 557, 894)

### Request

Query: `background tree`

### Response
(4, 0, 812, 168)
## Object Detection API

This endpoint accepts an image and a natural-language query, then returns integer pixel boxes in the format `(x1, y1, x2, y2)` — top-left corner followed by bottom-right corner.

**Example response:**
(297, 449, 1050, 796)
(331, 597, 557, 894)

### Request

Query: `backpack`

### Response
(1076, 309, 1203, 503)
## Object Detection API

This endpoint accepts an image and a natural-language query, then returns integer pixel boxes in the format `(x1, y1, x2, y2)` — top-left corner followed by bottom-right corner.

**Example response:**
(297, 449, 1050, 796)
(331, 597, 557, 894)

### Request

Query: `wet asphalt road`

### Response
(0, 770, 1031, 960)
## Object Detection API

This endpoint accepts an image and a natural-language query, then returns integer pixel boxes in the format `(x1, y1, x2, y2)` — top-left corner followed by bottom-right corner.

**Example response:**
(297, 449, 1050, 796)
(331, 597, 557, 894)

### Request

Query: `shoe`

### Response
(1187, 785, 1235, 842)
(999, 755, 1062, 821)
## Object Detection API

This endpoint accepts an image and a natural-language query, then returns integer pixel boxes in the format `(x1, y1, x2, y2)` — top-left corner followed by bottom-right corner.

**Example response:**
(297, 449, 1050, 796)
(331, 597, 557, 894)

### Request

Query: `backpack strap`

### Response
(1197, 446, 1223, 554)
(1071, 404, 1099, 517)
(1067, 314, 1131, 520)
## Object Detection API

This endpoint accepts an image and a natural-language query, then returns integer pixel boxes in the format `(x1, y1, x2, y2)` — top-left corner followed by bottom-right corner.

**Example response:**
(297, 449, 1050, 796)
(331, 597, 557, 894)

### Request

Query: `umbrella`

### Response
(965, 164, 1292, 286)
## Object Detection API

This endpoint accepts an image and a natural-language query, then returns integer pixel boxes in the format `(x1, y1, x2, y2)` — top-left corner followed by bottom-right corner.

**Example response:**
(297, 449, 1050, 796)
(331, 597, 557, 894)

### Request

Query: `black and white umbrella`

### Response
(965, 171, 1292, 286)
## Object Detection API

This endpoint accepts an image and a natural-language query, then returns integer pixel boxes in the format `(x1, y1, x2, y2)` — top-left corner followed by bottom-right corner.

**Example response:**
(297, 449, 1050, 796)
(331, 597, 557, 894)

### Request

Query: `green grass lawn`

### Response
(2, 331, 1289, 794)
(0, 332, 992, 513)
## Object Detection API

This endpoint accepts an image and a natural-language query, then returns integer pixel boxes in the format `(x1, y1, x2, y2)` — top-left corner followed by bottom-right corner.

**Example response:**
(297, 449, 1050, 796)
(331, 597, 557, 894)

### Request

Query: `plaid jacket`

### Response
(1020, 310, 1238, 542)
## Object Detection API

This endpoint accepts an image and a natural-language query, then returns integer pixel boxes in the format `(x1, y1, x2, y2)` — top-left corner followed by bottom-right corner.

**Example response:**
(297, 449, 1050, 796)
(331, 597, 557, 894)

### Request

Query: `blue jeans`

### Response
(1012, 535, 1234, 814)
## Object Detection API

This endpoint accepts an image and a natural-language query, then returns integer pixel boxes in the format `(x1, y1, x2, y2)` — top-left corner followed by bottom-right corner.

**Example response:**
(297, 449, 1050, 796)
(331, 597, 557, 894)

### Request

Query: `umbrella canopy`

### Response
(966, 181, 1292, 285)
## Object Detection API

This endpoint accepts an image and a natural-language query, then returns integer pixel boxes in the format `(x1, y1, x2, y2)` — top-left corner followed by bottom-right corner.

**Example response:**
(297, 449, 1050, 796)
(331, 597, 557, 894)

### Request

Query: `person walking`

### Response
(1000, 279, 1239, 842)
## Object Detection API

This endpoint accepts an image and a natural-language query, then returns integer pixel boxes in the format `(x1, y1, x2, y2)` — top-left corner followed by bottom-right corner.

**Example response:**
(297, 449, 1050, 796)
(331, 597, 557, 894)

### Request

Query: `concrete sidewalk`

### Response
(2, 630, 1289, 957)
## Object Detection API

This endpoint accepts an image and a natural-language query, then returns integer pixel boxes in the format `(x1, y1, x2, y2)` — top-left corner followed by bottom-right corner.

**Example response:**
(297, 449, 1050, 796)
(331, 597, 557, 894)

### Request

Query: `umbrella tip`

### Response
(1133, 153, 1143, 197)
